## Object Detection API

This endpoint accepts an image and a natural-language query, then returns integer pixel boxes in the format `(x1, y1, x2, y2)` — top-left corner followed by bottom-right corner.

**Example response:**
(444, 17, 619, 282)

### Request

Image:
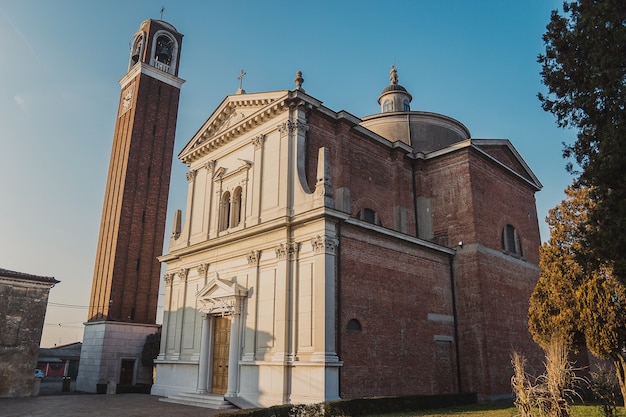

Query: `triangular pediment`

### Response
(196, 275, 247, 300)
(196, 274, 247, 315)
(425, 139, 542, 191)
(179, 90, 290, 165)
(472, 139, 542, 190)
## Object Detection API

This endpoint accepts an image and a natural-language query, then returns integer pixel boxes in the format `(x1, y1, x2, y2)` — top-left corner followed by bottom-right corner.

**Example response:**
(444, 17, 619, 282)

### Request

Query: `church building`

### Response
(152, 64, 544, 407)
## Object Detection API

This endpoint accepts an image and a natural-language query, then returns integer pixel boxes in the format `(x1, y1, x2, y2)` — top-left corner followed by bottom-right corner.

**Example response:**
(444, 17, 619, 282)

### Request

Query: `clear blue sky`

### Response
(0, 0, 574, 347)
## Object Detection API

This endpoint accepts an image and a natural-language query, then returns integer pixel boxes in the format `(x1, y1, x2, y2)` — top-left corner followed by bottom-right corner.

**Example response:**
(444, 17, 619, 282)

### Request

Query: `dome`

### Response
(380, 83, 408, 95)
(361, 66, 471, 153)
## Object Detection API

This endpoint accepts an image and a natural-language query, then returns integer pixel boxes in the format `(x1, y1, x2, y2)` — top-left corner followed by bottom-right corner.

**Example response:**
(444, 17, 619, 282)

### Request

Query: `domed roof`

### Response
(380, 83, 408, 95)
(362, 66, 471, 152)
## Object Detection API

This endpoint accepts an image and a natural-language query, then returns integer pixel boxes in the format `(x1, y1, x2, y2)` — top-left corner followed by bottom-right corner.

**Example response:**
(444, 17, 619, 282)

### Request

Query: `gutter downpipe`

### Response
(336, 219, 342, 397)
(411, 155, 419, 238)
(449, 252, 462, 393)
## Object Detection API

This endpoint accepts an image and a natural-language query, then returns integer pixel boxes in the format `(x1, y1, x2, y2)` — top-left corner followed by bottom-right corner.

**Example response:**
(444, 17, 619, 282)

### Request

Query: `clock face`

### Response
(121, 85, 134, 115)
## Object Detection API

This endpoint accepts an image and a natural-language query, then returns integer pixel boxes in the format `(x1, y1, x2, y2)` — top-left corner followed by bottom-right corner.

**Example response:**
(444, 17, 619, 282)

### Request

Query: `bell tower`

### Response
(77, 19, 184, 392)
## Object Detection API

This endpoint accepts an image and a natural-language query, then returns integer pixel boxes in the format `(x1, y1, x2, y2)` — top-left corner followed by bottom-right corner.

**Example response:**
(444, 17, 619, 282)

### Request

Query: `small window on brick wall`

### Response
(356, 208, 383, 226)
(501, 224, 524, 258)
(347, 319, 362, 333)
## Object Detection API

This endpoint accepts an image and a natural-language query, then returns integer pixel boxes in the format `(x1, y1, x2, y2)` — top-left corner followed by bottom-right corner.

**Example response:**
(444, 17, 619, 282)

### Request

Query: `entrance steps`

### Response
(159, 392, 236, 409)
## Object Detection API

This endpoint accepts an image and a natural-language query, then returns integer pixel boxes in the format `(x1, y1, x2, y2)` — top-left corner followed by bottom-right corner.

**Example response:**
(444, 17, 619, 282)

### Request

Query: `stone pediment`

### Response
(196, 274, 248, 315)
(179, 90, 290, 165)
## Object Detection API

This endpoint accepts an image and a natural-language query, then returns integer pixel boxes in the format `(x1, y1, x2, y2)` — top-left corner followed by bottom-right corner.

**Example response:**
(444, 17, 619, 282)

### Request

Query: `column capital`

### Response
(275, 242, 300, 260)
(247, 250, 260, 266)
(311, 235, 339, 254)
(178, 268, 189, 281)
(251, 134, 265, 150)
(197, 262, 209, 277)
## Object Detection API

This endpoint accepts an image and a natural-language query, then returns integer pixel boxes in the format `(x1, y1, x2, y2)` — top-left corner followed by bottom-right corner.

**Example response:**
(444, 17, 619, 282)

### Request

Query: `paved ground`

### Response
(0, 379, 224, 417)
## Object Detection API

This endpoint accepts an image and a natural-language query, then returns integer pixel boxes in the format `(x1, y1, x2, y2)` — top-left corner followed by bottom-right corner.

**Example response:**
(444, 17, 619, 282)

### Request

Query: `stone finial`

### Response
(294, 71, 304, 92)
(390, 65, 398, 85)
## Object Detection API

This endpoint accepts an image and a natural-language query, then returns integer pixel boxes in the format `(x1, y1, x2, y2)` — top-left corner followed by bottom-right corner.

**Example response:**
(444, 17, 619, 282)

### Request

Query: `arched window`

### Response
(383, 100, 393, 112)
(356, 208, 382, 226)
(231, 187, 243, 228)
(403, 99, 410, 111)
(130, 34, 144, 68)
(347, 319, 362, 333)
(154, 35, 173, 65)
(219, 191, 231, 231)
(501, 224, 523, 257)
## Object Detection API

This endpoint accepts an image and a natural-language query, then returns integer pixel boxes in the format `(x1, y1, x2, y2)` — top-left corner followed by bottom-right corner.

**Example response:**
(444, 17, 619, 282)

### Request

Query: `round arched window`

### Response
(155, 35, 173, 65)
(347, 319, 362, 333)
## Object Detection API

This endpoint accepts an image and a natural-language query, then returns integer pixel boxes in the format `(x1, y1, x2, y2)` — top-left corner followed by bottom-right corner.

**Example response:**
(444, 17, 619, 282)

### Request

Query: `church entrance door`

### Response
(211, 315, 231, 394)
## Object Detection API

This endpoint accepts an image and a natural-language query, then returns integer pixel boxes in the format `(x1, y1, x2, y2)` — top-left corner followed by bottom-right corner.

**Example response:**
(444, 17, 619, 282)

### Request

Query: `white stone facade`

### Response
(153, 91, 341, 407)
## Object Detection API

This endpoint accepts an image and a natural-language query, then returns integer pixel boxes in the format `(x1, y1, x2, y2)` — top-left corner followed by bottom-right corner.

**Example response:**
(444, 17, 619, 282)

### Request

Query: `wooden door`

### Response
(119, 359, 135, 385)
(211, 316, 231, 394)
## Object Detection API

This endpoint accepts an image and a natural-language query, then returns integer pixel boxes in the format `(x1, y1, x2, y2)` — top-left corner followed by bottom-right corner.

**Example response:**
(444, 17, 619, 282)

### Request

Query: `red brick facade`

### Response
(88, 20, 183, 324)
(305, 103, 543, 400)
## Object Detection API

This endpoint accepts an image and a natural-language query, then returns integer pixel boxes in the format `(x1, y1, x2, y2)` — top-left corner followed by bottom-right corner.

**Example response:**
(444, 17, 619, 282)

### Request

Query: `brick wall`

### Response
(89, 74, 180, 324)
(338, 224, 456, 398)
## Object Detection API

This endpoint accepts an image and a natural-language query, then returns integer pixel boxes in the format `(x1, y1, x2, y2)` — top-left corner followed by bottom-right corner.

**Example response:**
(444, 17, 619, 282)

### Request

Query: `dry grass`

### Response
(365, 403, 626, 417)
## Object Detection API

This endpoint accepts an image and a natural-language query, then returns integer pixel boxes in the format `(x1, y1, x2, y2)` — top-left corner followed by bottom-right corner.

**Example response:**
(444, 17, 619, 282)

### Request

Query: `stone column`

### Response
(225, 311, 241, 397)
(184, 169, 197, 245)
(250, 135, 264, 225)
(197, 313, 211, 393)
(158, 273, 174, 360)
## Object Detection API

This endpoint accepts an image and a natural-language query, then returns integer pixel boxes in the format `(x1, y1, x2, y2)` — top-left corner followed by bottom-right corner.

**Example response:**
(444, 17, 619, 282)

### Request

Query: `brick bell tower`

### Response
(77, 19, 184, 392)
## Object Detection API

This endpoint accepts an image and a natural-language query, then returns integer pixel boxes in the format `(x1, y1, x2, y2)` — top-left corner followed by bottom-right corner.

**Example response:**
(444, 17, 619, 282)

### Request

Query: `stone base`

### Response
(75, 321, 160, 393)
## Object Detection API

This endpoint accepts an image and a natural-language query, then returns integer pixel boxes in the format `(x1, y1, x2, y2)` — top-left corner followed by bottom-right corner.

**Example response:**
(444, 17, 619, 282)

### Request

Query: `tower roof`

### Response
(377, 65, 412, 107)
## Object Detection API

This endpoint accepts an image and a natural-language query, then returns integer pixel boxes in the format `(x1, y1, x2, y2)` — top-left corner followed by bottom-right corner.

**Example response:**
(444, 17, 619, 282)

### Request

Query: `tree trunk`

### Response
(612, 354, 626, 407)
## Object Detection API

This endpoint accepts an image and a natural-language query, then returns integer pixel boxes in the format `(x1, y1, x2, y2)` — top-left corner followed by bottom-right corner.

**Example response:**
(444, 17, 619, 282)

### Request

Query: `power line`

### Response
(48, 302, 90, 309)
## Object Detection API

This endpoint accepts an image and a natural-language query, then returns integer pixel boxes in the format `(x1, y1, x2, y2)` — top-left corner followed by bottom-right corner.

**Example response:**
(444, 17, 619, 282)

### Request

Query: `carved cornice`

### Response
(311, 235, 339, 254)
(275, 242, 300, 260)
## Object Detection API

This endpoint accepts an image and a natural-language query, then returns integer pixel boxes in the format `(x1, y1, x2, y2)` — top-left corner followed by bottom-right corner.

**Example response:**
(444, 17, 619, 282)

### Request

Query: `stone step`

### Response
(159, 393, 236, 409)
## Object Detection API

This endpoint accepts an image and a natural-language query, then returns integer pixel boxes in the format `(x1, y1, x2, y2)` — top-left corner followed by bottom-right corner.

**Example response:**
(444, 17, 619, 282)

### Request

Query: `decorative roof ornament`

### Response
(236, 69, 246, 94)
(390, 65, 399, 85)
(294, 70, 305, 92)
(377, 65, 412, 112)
